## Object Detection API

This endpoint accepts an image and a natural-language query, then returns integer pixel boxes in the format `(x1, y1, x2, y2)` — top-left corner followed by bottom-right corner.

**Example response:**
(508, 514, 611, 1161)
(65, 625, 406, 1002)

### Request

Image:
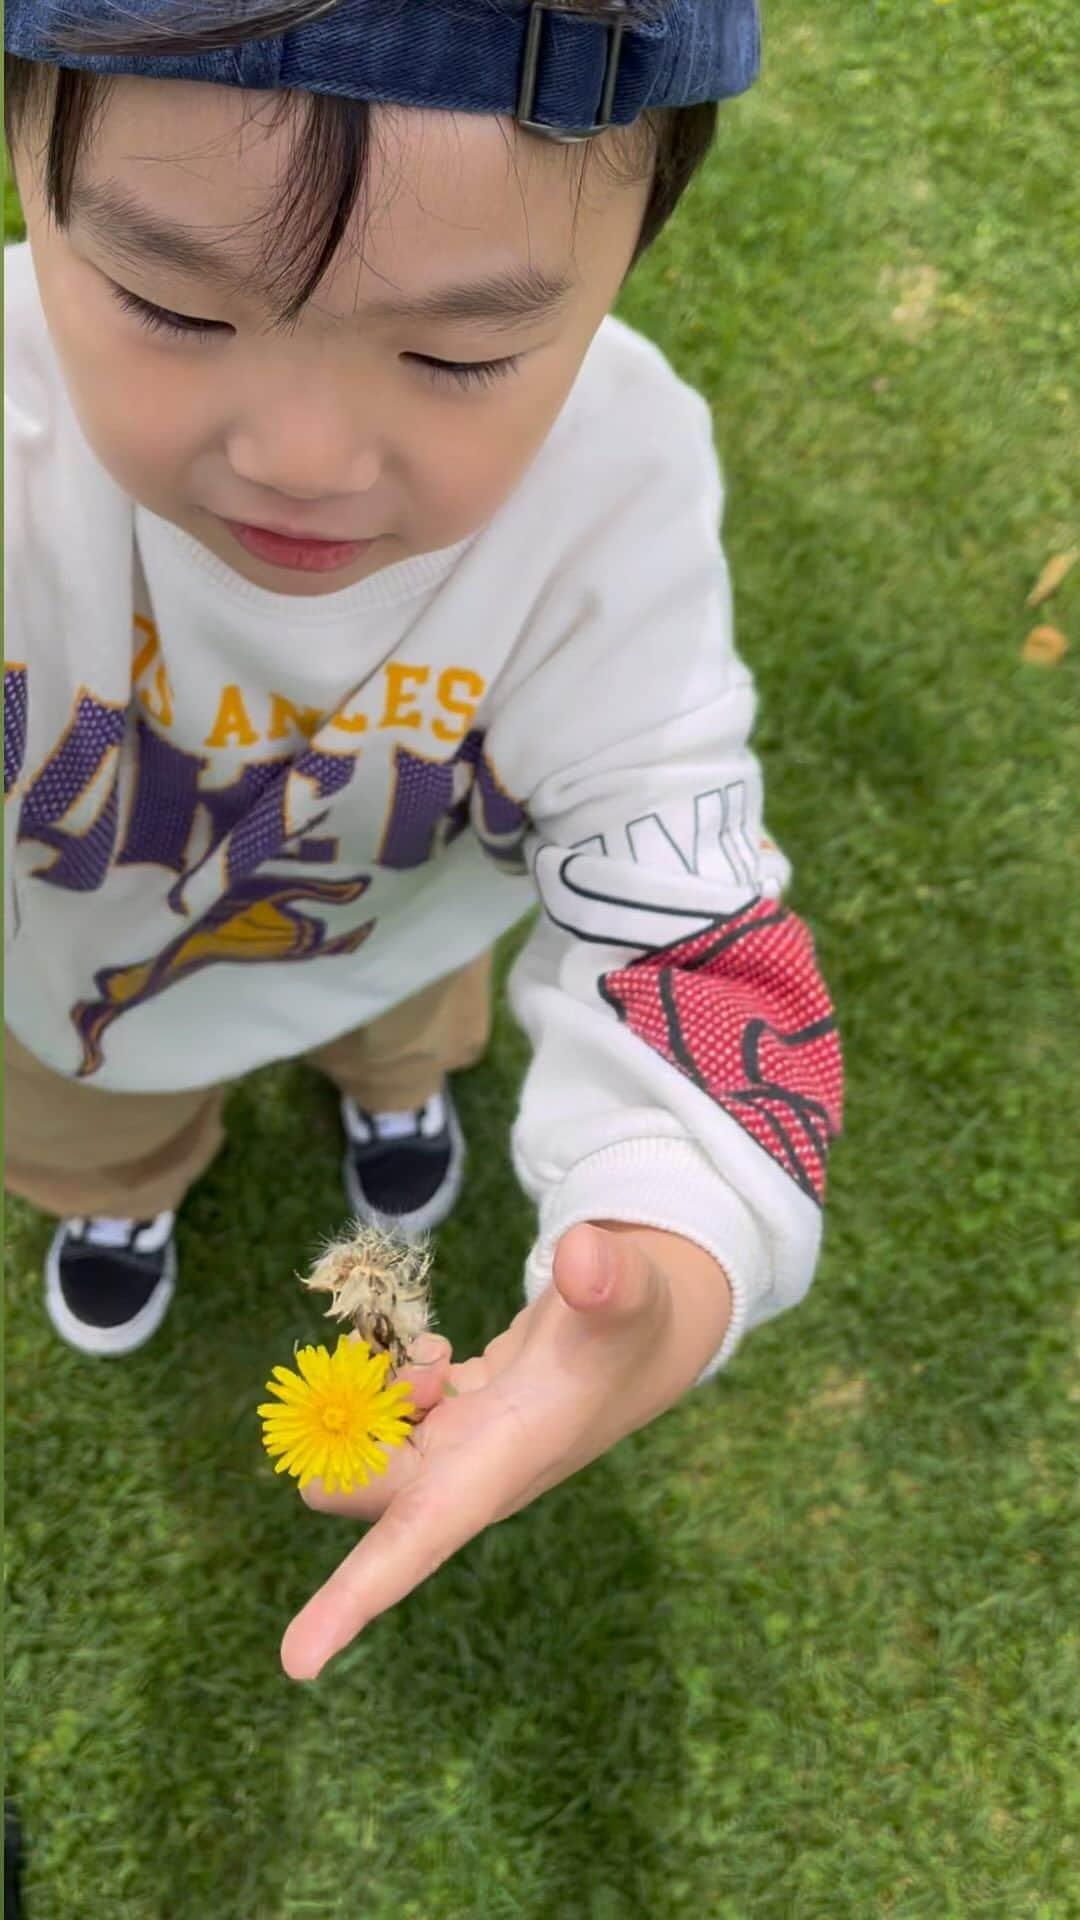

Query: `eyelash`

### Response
(108, 285, 520, 390)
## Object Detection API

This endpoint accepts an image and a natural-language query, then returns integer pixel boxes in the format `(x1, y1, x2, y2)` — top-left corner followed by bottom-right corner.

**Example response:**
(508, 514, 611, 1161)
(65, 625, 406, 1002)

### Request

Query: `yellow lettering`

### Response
(204, 684, 259, 748)
(379, 663, 429, 730)
(141, 663, 174, 728)
(131, 613, 159, 685)
(330, 706, 369, 735)
(432, 667, 486, 743)
(133, 618, 172, 724)
(268, 692, 324, 742)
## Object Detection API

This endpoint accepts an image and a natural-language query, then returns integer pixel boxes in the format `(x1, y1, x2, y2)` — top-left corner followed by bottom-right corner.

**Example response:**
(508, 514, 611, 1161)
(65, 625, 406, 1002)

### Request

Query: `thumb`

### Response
(393, 1331, 454, 1417)
(552, 1222, 659, 1324)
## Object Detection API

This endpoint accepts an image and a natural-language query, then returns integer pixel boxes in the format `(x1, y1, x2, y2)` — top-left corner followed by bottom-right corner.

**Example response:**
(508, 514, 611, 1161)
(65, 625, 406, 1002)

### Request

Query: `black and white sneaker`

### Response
(44, 1212, 177, 1357)
(341, 1081, 465, 1238)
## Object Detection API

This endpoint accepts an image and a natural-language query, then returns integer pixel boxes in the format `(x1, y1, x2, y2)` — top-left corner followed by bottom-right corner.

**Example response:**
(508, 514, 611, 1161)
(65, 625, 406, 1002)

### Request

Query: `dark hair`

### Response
(4, 0, 718, 320)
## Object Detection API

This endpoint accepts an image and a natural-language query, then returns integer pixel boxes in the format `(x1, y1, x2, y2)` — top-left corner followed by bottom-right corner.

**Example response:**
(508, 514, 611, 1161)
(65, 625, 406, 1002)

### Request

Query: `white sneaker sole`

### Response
(341, 1092, 466, 1241)
(45, 1227, 177, 1357)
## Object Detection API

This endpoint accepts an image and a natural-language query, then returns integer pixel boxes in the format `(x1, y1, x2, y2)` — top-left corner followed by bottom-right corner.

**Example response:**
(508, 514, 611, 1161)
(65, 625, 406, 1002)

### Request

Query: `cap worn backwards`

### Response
(3, 0, 761, 142)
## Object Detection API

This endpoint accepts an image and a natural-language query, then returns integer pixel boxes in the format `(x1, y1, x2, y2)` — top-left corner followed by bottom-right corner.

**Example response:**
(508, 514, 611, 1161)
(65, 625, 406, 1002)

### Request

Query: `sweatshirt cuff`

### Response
(522, 1138, 772, 1379)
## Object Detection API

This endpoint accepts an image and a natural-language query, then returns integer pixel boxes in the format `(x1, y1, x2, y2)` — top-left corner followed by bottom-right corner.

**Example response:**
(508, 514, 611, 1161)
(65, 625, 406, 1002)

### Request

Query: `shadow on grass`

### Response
(6, 1034, 690, 1918)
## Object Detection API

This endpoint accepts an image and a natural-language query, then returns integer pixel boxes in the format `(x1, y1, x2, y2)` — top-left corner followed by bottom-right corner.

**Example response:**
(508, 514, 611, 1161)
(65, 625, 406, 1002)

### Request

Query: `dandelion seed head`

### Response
(299, 1220, 435, 1367)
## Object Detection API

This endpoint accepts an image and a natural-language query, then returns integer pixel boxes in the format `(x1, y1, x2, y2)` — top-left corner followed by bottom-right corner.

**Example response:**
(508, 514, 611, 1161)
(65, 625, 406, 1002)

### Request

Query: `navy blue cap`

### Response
(4, 0, 761, 141)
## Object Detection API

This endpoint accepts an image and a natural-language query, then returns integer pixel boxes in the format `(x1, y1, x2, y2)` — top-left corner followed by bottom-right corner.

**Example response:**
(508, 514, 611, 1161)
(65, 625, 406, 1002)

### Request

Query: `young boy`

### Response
(4, 0, 843, 1677)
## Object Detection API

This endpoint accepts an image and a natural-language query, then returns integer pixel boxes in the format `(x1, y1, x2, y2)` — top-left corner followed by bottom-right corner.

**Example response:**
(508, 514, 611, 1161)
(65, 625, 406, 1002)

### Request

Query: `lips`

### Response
(221, 518, 379, 575)
(248, 521, 374, 544)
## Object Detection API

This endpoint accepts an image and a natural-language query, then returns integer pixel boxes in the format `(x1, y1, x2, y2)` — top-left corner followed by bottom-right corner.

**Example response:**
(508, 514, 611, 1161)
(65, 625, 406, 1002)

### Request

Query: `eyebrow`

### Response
(69, 180, 576, 328)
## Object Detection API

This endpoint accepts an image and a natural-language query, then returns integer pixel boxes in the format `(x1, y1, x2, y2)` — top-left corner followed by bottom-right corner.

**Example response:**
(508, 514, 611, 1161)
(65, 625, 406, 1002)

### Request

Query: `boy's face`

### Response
(16, 78, 652, 596)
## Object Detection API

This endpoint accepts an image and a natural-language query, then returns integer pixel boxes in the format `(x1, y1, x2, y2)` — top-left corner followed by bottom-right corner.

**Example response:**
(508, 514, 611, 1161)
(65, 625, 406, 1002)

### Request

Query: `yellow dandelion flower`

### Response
(258, 1334, 416, 1495)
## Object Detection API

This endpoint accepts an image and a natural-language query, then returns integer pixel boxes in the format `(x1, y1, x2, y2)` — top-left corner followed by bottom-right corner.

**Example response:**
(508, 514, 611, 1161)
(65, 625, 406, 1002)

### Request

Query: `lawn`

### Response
(4, 2, 1078, 1915)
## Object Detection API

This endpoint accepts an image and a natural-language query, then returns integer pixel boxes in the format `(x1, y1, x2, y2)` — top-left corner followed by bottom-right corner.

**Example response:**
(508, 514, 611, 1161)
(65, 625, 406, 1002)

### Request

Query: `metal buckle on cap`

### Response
(516, 0, 629, 142)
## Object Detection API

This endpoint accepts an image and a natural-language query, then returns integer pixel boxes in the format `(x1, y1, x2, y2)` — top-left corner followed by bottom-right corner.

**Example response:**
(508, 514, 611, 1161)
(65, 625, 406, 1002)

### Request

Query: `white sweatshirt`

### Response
(4, 239, 842, 1374)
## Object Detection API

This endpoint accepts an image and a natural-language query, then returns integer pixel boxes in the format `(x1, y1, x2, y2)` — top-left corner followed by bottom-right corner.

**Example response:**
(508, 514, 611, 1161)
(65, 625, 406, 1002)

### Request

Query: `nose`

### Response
(226, 393, 382, 502)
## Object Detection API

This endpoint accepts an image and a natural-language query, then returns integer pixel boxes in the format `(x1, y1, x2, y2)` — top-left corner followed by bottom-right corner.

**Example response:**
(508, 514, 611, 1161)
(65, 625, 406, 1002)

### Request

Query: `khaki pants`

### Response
(4, 952, 493, 1220)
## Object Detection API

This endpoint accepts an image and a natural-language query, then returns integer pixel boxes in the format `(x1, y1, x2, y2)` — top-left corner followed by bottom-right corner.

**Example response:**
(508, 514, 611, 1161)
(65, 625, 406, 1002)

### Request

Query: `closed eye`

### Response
(107, 284, 522, 389)
(110, 283, 228, 339)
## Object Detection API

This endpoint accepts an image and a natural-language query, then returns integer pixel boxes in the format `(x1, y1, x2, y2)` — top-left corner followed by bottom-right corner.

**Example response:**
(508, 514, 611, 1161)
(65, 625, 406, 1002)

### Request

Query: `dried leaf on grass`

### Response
(881, 262, 941, 339)
(1026, 550, 1078, 609)
(1021, 625, 1069, 666)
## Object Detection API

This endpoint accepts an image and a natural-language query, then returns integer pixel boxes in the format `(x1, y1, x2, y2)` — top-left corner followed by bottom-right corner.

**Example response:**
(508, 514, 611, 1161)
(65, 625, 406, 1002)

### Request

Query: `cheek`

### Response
(415, 429, 524, 545)
(29, 237, 198, 486)
(421, 364, 573, 525)
(87, 394, 194, 503)
(49, 308, 200, 494)
(424, 432, 513, 515)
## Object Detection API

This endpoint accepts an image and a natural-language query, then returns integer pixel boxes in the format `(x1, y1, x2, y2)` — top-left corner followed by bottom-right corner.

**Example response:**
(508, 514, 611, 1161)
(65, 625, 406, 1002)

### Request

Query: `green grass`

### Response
(4, 2, 1078, 1914)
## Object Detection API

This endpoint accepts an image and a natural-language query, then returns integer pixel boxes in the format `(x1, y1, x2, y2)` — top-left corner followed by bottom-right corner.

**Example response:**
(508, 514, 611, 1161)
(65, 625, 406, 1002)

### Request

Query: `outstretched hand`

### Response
(280, 1220, 732, 1679)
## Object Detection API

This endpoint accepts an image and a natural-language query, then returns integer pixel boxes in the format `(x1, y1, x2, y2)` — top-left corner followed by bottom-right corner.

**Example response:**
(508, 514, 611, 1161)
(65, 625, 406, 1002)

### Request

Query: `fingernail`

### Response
(590, 1227, 616, 1299)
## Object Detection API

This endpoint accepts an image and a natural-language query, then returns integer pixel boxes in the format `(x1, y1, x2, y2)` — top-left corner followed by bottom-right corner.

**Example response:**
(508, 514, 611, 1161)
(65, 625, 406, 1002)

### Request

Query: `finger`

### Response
(552, 1222, 660, 1325)
(396, 1331, 454, 1415)
(281, 1397, 524, 1679)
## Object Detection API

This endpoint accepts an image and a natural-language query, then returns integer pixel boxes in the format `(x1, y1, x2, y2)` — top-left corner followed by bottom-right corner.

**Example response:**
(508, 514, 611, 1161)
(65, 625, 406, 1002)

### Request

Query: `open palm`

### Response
(280, 1220, 725, 1679)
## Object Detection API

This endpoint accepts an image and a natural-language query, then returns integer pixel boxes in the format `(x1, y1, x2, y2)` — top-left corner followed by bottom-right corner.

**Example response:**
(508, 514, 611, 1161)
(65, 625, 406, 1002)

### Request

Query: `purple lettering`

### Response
(117, 716, 205, 872)
(222, 746, 356, 885)
(18, 691, 126, 891)
(378, 731, 527, 871)
(473, 747, 529, 870)
(4, 665, 28, 797)
(379, 744, 458, 870)
(118, 727, 354, 910)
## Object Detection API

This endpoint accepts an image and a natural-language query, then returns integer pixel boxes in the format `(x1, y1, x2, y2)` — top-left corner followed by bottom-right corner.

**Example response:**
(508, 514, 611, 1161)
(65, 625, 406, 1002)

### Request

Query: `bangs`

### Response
(5, 61, 377, 323)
